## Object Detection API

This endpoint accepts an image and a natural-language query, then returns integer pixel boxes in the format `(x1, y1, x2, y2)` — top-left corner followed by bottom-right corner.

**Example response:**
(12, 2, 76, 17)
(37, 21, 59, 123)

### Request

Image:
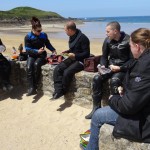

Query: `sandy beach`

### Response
(0, 24, 102, 150)
(0, 93, 91, 150)
(0, 23, 102, 57)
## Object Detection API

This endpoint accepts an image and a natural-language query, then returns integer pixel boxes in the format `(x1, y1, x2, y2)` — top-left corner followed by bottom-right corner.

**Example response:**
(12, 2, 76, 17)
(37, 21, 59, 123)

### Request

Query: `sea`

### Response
(49, 16, 150, 42)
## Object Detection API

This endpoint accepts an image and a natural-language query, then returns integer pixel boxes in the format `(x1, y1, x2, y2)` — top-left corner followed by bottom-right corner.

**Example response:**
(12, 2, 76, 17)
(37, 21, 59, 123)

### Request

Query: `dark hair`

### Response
(131, 28, 150, 49)
(31, 16, 41, 30)
(66, 21, 76, 31)
(107, 21, 121, 31)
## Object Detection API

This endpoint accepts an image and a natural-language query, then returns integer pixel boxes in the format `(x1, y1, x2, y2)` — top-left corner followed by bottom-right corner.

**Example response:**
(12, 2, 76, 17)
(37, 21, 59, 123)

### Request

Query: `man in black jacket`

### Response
(0, 39, 13, 91)
(52, 21, 90, 99)
(85, 28, 150, 150)
(85, 21, 132, 119)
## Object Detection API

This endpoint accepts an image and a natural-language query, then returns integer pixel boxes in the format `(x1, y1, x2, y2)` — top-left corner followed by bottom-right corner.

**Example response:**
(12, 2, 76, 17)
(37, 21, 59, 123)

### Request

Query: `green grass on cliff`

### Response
(0, 7, 63, 19)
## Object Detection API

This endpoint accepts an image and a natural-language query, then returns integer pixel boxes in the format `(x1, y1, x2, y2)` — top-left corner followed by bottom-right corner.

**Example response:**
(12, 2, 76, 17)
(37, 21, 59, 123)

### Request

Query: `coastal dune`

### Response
(0, 24, 102, 150)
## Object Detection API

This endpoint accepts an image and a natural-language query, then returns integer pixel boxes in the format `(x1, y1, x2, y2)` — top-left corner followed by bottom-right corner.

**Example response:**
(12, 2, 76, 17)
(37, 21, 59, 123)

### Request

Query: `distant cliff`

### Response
(0, 7, 68, 26)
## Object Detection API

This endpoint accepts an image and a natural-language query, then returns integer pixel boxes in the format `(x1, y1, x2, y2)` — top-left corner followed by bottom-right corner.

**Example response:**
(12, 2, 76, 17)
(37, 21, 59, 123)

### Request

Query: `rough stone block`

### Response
(99, 124, 150, 150)
(2, 61, 109, 108)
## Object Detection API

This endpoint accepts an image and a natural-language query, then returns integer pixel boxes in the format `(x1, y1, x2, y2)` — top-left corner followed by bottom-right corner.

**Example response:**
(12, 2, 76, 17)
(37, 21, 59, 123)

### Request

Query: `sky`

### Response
(0, 0, 150, 18)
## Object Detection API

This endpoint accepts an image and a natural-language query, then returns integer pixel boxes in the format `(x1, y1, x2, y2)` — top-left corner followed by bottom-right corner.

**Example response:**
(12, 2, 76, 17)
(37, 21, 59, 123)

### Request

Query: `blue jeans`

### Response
(86, 106, 118, 150)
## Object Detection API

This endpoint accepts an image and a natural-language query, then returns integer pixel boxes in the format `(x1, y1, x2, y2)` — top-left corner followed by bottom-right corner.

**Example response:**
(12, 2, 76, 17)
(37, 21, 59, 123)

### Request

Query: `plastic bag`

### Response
(97, 64, 111, 75)
(0, 45, 6, 53)
(47, 54, 64, 65)
(80, 129, 90, 149)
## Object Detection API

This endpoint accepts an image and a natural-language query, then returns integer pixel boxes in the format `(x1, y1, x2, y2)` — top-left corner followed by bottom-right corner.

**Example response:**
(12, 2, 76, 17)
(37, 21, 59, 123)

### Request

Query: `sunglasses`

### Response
(36, 29, 42, 32)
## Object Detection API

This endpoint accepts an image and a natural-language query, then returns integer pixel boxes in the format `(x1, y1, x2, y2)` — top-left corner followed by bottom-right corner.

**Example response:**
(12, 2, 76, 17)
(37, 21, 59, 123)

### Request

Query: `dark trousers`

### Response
(26, 56, 46, 89)
(53, 58, 84, 94)
(0, 60, 11, 85)
(92, 72, 125, 102)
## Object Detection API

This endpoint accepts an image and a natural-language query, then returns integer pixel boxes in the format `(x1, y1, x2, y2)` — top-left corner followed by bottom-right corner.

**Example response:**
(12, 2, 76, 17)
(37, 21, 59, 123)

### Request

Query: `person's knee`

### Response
(34, 61, 41, 69)
(54, 65, 62, 74)
(3, 64, 11, 73)
(110, 77, 121, 94)
(27, 59, 34, 71)
(63, 70, 72, 78)
(91, 108, 104, 124)
(110, 77, 121, 86)
(93, 109, 100, 118)
(5, 61, 11, 68)
(93, 74, 102, 83)
(27, 64, 32, 72)
(92, 106, 111, 123)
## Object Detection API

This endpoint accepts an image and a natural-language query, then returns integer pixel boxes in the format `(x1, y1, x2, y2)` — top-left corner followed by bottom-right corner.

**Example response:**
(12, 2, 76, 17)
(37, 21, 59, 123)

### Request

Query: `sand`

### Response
(0, 93, 90, 150)
(0, 24, 103, 150)
(0, 23, 102, 57)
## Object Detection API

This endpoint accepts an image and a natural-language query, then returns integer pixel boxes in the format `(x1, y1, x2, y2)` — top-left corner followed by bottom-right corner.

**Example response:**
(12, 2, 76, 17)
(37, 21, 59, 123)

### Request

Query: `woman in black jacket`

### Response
(25, 17, 56, 96)
(84, 28, 150, 150)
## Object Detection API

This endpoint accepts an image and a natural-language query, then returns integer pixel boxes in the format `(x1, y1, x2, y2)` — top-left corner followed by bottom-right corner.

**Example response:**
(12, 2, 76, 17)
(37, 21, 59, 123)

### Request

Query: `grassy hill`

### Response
(0, 7, 63, 20)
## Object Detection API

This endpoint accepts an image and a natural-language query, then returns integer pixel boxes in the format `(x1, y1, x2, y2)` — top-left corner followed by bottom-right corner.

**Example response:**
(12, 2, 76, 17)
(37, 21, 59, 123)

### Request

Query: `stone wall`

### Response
(42, 64, 96, 108)
(8, 61, 109, 108)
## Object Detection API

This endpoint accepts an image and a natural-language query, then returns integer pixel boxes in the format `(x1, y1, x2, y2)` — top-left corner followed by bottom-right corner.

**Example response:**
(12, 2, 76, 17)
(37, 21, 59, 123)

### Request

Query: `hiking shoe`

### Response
(50, 92, 64, 100)
(6, 84, 14, 91)
(26, 88, 37, 96)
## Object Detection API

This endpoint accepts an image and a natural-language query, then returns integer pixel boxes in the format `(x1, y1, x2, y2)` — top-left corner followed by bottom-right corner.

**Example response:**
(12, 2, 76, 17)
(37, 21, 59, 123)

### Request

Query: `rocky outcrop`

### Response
(0, 18, 79, 27)
(99, 124, 150, 150)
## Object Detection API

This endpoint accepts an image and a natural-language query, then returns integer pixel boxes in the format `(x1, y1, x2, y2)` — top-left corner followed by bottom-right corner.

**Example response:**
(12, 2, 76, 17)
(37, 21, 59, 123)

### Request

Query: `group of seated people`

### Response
(1, 16, 150, 149)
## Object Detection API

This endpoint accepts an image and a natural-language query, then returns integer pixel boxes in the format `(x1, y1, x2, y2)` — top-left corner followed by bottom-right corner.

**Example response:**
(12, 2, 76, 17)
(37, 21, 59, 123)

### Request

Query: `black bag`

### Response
(18, 52, 28, 61)
(84, 55, 101, 72)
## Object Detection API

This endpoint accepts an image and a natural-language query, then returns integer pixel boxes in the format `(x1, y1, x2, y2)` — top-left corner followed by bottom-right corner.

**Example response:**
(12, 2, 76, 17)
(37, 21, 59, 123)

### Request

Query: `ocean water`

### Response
(80, 16, 150, 23)
(48, 16, 150, 42)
